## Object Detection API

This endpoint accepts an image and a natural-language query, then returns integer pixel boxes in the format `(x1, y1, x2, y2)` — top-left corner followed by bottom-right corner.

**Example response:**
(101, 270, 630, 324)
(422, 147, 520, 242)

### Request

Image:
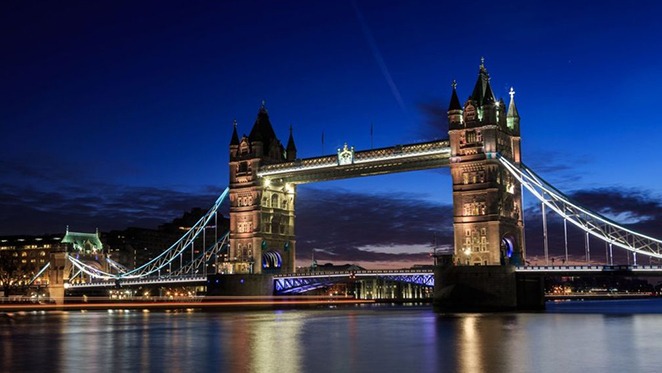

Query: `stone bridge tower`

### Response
(447, 60, 525, 266)
(228, 102, 297, 274)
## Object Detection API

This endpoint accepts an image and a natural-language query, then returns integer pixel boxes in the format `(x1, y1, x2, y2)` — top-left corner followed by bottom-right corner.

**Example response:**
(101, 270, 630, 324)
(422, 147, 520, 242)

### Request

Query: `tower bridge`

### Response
(41, 60, 662, 310)
(228, 59, 523, 275)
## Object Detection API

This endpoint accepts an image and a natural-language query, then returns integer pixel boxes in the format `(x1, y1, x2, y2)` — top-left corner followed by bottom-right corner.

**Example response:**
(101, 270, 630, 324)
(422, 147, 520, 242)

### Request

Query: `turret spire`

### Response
(471, 57, 493, 105)
(448, 80, 462, 111)
(507, 87, 520, 131)
(230, 119, 240, 146)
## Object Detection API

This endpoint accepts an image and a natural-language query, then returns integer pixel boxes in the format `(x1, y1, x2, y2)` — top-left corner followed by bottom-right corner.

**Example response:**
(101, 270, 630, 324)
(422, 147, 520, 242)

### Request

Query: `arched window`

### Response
(271, 194, 279, 209)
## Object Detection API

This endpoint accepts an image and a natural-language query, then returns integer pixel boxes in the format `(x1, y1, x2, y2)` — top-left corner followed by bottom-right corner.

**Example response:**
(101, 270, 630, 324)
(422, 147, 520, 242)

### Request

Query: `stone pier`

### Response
(433, 265, 544, 312)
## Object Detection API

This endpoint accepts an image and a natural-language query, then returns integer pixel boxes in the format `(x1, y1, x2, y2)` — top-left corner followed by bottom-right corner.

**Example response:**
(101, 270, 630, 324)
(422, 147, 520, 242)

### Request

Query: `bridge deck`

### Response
(258, 140, 450, 183)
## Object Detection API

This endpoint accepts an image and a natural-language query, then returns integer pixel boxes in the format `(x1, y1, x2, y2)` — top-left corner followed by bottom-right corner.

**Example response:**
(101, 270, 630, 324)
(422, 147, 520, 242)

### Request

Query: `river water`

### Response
(2, 299, 662, 373)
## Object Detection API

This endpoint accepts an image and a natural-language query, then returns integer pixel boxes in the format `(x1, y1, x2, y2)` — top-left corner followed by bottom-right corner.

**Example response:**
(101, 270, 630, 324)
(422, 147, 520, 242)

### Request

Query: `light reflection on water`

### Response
(2, 301, 662, 373)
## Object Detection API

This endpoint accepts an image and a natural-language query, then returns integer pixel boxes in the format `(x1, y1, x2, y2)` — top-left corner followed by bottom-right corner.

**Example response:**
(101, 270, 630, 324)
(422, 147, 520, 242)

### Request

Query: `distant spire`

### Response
(286, 124, 297, 160)
(230, 119, 240, 146)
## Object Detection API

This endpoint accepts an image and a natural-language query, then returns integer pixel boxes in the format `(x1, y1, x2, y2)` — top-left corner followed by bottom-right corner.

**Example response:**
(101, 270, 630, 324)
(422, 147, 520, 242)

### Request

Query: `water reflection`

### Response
(458, 315, 482, 373)
(3, 301, 662, 373)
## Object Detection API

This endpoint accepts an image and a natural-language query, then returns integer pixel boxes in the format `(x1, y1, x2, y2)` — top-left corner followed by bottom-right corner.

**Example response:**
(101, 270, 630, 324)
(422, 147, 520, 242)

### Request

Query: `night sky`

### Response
(3, 1, 662, 268)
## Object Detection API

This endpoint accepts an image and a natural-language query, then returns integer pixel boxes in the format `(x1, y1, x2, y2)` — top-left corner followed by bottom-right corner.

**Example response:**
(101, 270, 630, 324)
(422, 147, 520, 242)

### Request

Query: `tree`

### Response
(0, 251, 32, 296)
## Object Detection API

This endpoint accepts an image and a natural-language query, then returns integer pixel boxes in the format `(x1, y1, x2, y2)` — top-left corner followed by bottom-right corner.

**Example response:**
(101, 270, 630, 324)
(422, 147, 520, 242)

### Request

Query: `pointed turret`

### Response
(470, 57, 496, 107)
(448, 80, 462, 111)
(482, 79, 495, 104)
(286, 125, 297, 161)
(248, 100, 281, 158)
(447, 80, 463, 127)
(248, 101, 278, 144)
(230, 119, 240, 159)
(230, 119, 240, 146)
(507, 87, 520, 132)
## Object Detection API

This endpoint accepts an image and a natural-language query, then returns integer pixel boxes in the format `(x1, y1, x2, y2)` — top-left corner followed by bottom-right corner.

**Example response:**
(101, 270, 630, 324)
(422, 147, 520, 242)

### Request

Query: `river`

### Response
(2, 299, 662, 372)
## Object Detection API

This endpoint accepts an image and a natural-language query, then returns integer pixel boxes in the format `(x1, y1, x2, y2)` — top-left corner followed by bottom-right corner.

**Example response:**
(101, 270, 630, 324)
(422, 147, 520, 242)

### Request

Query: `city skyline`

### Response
(3, 1, 662, 268)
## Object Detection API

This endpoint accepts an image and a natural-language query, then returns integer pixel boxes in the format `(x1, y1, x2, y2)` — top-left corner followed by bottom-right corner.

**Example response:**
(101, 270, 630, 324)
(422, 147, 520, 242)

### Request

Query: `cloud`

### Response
(0, 182, 221, 235)
(416, 99, 449, 141)
(4, 153, 662, 269)
(294, 187, 453, 266)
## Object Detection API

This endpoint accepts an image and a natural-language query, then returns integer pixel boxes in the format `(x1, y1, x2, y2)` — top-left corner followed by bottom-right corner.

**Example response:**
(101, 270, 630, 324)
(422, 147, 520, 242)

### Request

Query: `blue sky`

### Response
(2, 0, 662, 267)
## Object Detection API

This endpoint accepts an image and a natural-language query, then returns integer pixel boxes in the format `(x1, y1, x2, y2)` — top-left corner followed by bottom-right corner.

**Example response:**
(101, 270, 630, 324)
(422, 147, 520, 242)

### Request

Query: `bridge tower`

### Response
(228, 102, 297, 274)
(447, 60, 525, 266)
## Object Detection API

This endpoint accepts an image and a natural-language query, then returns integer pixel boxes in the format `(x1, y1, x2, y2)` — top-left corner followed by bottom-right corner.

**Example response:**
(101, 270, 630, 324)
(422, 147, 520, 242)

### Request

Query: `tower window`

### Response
(466, 131, 477, 144)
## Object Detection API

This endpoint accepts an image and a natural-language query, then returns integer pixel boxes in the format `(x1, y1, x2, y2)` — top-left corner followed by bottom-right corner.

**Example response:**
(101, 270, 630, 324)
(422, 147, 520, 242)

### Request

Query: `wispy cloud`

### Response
(295, 187, 453, 265)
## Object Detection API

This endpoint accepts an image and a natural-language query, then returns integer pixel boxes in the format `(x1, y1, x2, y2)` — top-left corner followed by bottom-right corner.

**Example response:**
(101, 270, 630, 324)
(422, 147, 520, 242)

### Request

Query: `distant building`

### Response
(62, 228, 103, 253)
(0, 234, 66, 289)
(0, 207, 230, 289)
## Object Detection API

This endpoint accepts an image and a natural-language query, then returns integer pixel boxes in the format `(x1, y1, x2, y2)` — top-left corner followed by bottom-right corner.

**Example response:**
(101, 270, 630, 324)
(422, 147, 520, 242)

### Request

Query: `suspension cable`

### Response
(498, 155, 662, 259)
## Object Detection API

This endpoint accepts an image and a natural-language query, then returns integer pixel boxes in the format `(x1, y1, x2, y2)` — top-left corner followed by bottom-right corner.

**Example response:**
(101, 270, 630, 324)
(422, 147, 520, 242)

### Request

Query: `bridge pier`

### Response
(47, 251, 68, 305)
(206, 274, 274, 296)
(433, 264, 544, 312)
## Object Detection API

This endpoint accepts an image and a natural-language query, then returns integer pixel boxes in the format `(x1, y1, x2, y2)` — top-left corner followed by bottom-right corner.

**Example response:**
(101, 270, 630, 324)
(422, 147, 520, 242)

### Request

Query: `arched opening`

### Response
(262, 250, 282, 269)
(500, 235, 521, 265)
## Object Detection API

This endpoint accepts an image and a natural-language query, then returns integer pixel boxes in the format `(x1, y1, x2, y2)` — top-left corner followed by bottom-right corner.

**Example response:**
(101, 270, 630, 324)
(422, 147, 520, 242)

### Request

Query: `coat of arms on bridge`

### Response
(337, 143, 354, 165)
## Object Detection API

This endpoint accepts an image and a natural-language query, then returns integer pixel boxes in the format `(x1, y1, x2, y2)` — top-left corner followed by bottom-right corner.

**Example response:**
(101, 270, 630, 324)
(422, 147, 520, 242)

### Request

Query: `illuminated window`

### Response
(466, 130, 477, 143)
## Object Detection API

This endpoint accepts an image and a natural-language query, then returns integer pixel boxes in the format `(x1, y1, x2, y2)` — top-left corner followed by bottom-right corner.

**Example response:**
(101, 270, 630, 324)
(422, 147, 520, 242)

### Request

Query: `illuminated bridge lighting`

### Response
(257, 141, 451, 178)
(273, 269, 434, 295)
(498, 155, 662, 259)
